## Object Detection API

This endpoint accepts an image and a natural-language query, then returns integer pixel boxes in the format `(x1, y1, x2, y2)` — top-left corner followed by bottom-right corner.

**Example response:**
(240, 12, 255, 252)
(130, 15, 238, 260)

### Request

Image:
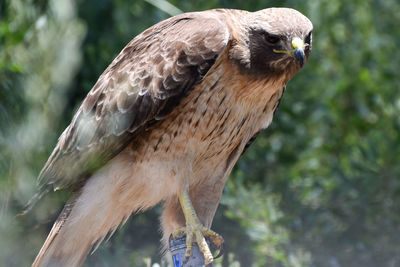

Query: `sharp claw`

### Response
(212, 240, 224, 260)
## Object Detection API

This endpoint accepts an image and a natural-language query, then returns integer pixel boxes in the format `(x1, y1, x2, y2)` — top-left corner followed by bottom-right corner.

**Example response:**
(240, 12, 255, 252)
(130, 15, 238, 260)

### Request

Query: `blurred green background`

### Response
(1, 0, 399, 266)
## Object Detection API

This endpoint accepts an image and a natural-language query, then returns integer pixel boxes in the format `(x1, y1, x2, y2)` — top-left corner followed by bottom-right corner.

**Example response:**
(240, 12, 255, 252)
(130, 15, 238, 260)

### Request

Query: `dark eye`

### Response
(264, 33, 280, 45)
(304, 31, 312, 53)
(305, 31, 312, 45)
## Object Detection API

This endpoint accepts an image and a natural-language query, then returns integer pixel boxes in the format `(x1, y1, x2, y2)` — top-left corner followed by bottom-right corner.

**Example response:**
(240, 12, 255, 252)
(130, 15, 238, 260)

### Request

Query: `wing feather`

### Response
(38, 12, 230, 190)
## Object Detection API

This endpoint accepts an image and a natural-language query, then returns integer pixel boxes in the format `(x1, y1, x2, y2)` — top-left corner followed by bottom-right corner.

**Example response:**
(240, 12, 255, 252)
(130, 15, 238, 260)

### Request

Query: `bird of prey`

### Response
(32, 8, 313, 266)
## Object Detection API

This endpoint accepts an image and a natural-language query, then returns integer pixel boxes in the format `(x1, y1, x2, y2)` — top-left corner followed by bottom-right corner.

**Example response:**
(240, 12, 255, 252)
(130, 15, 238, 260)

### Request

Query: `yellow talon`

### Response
(173, 188, 224, 264)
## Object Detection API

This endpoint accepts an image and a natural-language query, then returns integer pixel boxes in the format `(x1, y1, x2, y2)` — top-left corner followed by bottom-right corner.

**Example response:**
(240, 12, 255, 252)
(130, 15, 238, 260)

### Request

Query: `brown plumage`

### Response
(32, 8, 313, 266)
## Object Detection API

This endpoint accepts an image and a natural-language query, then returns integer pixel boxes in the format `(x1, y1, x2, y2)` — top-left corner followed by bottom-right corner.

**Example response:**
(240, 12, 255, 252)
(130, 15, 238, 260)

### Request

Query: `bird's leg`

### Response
(172, 188, 224, 265)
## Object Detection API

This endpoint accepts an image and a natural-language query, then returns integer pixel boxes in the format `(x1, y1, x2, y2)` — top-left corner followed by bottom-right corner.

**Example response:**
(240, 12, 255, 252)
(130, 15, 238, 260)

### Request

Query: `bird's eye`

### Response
(305, 31, 312, 45)
(304, 31, 312, 53)
(263, 33, 280, 45)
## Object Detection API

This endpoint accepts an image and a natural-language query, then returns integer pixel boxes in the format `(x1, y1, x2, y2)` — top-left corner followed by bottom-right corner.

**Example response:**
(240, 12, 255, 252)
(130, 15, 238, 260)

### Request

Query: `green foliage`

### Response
(230, 0, 400, 266)
(1, 0, 399, 266)
(0, 0, 85, 265)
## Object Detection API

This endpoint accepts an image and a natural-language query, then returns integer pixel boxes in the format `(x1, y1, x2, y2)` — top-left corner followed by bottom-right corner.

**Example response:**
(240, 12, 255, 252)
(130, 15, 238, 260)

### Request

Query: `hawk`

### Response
(32, 8, 313, 266)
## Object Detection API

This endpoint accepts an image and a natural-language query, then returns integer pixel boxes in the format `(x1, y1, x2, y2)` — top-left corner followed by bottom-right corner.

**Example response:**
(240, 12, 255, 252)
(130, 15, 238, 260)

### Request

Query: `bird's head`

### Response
(230, 8, 313, 79)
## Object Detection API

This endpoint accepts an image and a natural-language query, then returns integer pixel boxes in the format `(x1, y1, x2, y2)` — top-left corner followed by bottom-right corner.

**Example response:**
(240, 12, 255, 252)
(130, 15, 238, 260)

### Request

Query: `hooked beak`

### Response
(292, 47, 305, 67)
(273, 36, 306, 68)
(291, 37, 305, 67)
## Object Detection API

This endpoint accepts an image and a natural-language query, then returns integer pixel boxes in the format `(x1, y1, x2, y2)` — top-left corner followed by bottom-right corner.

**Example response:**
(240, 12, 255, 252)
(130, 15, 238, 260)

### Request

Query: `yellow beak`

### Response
(291, 37, 305, 50)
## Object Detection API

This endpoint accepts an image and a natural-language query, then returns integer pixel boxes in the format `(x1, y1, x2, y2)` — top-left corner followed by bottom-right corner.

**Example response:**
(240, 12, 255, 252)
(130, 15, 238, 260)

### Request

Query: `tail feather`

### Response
(31, 191, 120, 267)
(31, 151, 169, 266)
(32, 203, 72, 266)
(31, 199, 93, 267)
